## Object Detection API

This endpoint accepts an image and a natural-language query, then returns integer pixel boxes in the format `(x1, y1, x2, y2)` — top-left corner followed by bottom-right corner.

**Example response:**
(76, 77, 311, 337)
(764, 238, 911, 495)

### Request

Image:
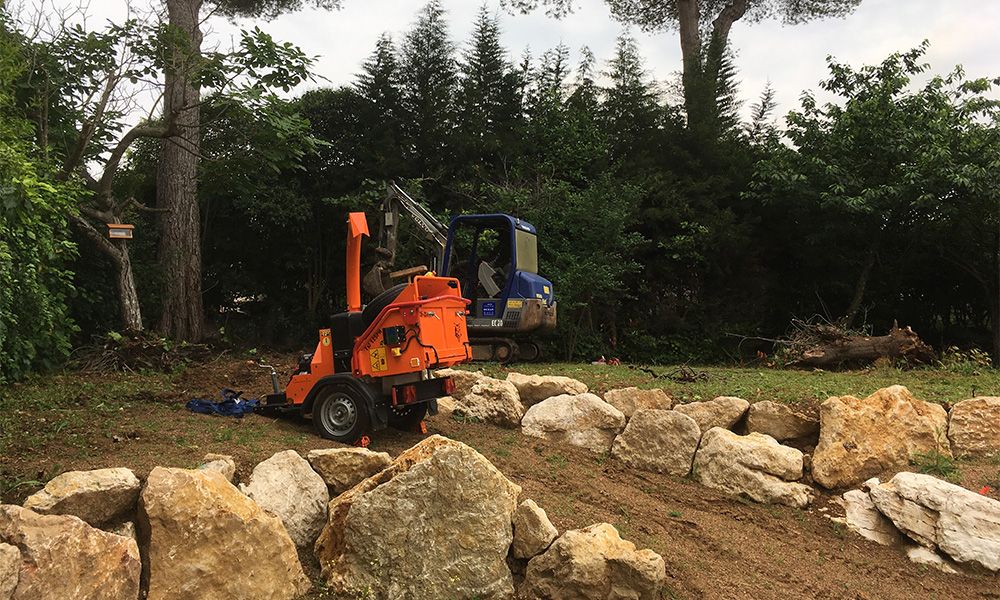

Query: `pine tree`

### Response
(603, 33, 659, 158)
(399, 0, 457, 170)
(567, 46, 598, 111)
(456, 5, 522, 174)
(355, 33, 405, 177)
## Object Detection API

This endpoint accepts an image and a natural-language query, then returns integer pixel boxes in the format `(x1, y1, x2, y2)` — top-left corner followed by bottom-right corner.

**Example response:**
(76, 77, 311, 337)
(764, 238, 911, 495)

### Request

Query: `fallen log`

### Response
(789, 324, 935, 369)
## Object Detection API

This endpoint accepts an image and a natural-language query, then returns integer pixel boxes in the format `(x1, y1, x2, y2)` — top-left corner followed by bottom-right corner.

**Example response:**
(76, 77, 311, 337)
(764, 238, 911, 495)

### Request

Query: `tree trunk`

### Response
(843, 239, 879, 328)
(676, 0, 704, 128)
(791, 324, 936, 369)
(157, 0, 205, 342)
(677, 0, 749, 135)
(116, 241, 143, 332)
(69, 214, 144, 332)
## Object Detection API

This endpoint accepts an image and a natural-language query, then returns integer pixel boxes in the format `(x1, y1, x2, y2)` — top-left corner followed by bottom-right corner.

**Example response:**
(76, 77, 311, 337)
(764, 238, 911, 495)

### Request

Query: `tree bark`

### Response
(69, 215, 143, 331)
(843, 238, 879, 329)
(157, 0, 205, 342)
(677, 0, 749, 134)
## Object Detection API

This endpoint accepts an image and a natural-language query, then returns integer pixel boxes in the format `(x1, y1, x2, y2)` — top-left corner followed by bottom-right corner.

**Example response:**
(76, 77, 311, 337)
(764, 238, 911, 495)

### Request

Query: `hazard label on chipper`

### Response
(370, 346, 388, 372)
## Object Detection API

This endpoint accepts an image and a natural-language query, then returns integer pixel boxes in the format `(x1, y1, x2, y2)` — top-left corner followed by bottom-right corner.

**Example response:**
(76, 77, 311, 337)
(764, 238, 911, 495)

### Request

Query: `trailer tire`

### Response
(312, 383, 371, 444)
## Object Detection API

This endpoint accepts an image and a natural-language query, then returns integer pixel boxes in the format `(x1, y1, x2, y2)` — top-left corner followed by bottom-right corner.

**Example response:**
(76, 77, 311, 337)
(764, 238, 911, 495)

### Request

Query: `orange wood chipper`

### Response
(261, 212, 472, 443)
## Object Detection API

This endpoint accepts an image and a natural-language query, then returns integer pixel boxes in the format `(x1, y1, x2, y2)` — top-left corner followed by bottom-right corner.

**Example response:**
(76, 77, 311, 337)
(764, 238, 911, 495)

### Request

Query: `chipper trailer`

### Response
(260, 212, 472, 444)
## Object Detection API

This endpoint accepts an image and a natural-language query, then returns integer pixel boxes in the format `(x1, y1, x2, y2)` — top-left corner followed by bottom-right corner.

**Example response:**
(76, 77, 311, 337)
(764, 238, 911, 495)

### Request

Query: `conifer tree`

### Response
(399, 0, 457, 170)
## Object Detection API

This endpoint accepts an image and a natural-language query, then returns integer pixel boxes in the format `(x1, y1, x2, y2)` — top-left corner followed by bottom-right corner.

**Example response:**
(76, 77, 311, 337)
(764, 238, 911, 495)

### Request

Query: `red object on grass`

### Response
(980, 485, 991, 496)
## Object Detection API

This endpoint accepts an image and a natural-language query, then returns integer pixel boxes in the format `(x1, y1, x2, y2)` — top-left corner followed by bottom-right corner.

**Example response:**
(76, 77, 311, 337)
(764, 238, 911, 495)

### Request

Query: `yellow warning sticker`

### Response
(507, 299, 524, 309)
(369, 347, 388, 372)
(543, 286, 550, 294)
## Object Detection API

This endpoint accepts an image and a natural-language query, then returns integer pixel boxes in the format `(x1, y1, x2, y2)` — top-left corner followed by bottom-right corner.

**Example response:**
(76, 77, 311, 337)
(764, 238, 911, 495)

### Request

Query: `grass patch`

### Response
(475, 362, 1000, 405)
(910, 450, 961, 482)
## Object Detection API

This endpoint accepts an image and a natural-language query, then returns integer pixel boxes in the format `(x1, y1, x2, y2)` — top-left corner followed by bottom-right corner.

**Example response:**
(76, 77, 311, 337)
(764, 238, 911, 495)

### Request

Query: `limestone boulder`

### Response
(868, 471, 1000, 572)
(435, 395, 458, 417)
(0, 543, 19, 600)
(835, 483, 904, 546)
(506, 372, 588, 406)
(692, 428, 812, 508)
(948, 397, 1000, 458)
(241, 450, 329, 548)
(603, 387, 673, 419)
(140, 467, 309, 600)
(812, 386, 950, 489)
(674, 396, 749, 433)
(521, 393, 626, 454)
(746, 401, 819, 442)
(22, 467, 140, 526)
(0, 505, 140, 600)
(521, 523, 665, 600)
(906, 546, 960, 574)
(434, 368, 487, 400)
(198, 454, 236, 482)
(455, 377, 525, 428)
(307, 447, 393, 495)
(611, 409, 700, 476)
(315, 435, 521, 599)
(512, 499, 558, 560)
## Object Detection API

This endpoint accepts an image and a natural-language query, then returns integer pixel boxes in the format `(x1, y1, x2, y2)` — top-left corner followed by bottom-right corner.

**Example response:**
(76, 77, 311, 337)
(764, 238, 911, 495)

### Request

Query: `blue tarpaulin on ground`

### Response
(186, 388, 259, 418)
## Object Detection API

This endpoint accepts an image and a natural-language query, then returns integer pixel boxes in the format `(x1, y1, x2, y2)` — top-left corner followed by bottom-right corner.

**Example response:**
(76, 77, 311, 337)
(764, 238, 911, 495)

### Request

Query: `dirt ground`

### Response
(2, 356, 999, 599)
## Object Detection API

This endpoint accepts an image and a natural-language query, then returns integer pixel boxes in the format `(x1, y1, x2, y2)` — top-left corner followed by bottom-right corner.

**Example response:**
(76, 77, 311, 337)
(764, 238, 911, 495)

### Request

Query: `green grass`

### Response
(476, 362, 1000, 405)
(910, 449, 961, 482)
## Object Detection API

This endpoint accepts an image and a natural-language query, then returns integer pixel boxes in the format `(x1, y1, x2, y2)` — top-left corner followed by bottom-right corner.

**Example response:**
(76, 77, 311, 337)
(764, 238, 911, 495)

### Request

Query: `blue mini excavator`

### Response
(363, 182, 557, 362)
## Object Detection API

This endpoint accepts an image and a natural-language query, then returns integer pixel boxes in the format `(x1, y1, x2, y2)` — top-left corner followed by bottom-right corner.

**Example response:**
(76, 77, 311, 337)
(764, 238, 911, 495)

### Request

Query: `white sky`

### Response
(50, 0, 1000, 121)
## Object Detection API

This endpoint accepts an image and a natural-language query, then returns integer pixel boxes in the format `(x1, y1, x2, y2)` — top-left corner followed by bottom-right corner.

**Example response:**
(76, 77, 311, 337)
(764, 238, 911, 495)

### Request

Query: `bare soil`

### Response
(2, 357, 999, 599)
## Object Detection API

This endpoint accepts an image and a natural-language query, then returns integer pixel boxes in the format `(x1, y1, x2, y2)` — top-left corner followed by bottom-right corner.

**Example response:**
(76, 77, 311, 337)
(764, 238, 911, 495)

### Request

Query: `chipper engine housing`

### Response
(265, 212, 472, 444)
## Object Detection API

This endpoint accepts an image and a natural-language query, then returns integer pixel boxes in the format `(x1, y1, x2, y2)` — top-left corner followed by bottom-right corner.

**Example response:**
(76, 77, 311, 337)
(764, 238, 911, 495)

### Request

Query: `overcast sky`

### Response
(57, 0, 1000, 121)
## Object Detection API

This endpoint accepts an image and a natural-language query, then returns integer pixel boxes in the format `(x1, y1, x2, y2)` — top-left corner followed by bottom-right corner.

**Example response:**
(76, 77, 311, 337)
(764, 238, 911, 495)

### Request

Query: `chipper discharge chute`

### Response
(262, 212, 472, 444)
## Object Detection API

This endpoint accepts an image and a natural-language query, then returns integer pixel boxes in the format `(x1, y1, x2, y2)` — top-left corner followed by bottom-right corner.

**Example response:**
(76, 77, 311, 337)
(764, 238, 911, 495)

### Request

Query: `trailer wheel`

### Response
(388, 402, 428, 432)
(312, 385, 370, 444)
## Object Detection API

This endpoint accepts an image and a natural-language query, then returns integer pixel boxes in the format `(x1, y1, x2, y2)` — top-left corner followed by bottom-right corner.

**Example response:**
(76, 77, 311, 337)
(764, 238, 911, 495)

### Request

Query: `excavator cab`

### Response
(442, 215, 556, 361)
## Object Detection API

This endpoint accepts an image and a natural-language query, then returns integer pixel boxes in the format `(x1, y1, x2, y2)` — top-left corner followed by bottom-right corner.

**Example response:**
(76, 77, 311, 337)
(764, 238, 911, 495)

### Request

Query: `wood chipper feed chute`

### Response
(352, 275, 472, 378)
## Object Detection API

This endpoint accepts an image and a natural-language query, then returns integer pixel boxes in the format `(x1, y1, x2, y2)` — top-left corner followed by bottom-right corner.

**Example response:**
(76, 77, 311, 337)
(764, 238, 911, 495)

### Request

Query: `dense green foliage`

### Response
(0, 17, 79, 382)
(2, 1, 1000, 375)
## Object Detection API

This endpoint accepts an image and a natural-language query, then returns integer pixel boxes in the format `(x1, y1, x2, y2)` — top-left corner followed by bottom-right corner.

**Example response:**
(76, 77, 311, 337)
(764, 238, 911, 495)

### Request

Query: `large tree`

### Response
(156, 0, 339, 342)
(507, 0, 862, 134)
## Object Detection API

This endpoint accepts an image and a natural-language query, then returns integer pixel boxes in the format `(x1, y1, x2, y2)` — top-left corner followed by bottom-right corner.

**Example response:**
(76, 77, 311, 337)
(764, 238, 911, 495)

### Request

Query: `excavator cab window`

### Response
(446, 219, 513, 301)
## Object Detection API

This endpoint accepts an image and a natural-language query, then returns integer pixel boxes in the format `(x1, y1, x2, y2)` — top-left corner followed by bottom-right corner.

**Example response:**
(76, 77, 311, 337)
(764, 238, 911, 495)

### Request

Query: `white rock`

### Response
(0, 543, 18, 600)
(603, 387, 673, 418)
(746, 401, 819, 441)
(836, 487, 903, 546)
(506, 372, 588, 406)
(434, 368, 487, 401)
(241, 450, 329, 549)
(611, 409, 700, 476)
(22, 467, 140, 526)
(674, 396, 749, 433)
(948, 397, 1000, 458)
(522, 523, 665, 600)
(906, 545, 959, 574)
(692, 428, 812, 508)
(198, 454, 236, 482)
(307, 447, 392, 495)
(456, 377, 525, 428)
(521, 393, 626, 454)
(868, 471, 1000, 571)
(512, 499, 558, 560)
